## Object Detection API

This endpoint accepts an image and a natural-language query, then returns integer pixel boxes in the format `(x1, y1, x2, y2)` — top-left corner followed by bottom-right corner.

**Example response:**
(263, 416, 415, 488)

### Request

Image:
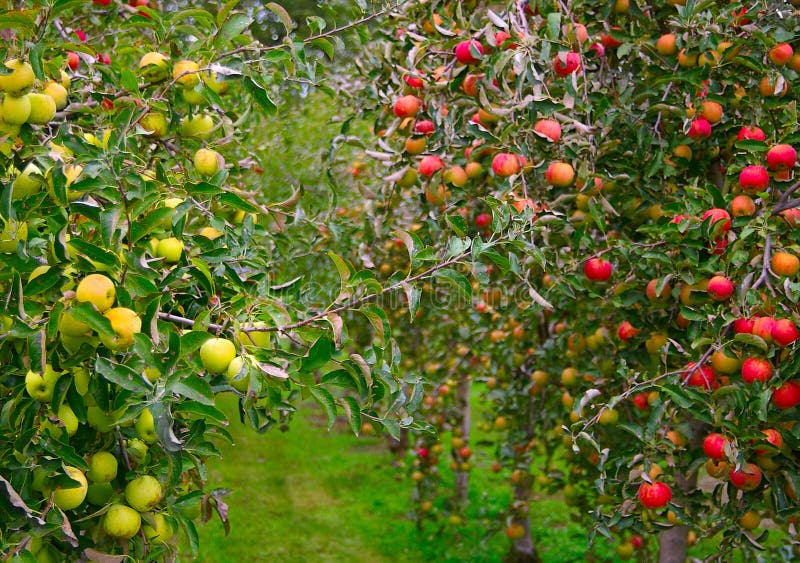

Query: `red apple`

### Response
(769, 43, 794, 66)
(739, 165, 770, 193)
(766, 144, 797, 174)
(633, 393, 649, 410)
(545, 162, 575, 187)
(617, 321, 639, 342)
(707, 275, 734, 301)
(404, 75, 424, 89)
(734, 317, 755, 334)
(414, 120, 435, 135)
(637, 482, 671, 508)
(754, 429, 783, 456)
(418, 155, 443, 177)
(772, 318, 799, 347)
(475, 213, 492, 229)
(737, 126, 766, 142)
(741, 357, 773, 385)
(455, 39, 484, 64)
(731, 195, 756, 217)
(703, 433, 729, 460)
(553, 52, 581, 76)
(533, 119, 562, 143)
(773, 380, 800, 409)
(683, 363, 716, 390)
(646, 278, 671, 302)
(702, 208, 731, 232)
(752, 317, 777, 343)
(729, 463, 762, 491)
(67, 52, 80, 71)
(688, 118, 712, 140)
(492, 153, 522, 177)
(584, 258, 612, 282)
(417, 447, 429, 458)
(393, 95, 420, 118)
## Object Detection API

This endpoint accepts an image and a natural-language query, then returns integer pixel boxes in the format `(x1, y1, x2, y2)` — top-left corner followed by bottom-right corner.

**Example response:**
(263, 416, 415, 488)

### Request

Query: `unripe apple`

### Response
(86, 482, 114, 505)
(0, 220, 27, 253)
(553, 52, 581, 76)
(677, 49, 698, 67)
(771, 251, 799, 277)
(26, 93, 57, 124)
(103, 504, 142, 539)
(156, 237, 184, 263)
(138, 52, 169, 80)
(759, 76, 788, 97)
(236, 322, 271, 349)
(226, 356, 249, 392)
(465, 162, 484, 179)
(711, 349, 741, 375)
(404, 136, 426, 155)
(194, 148, 224, 177)
(545, 161, 575, 187)
(125, 475, 162, 512)
(769, 43, 794, 66)
(443, 166, 467, 187)
(173, 59, 200, 87)
(86, 451, 119, 483)
(52, 466, 88, 510)
(741, 357, 773, 385)
(392, 95, 420, 118)
(200, 337, 236, 374)
(182, 86, 204, 105)
(418, 155, 443, 177)
(11, 162, 43, 199)
(645, 279, 671, 302)
(491, 153, 521, 177)
(134, 409, 157, 444)
(87, 406, 116, 433)
(59, 308, 91, 337)
(1, 94, 31, 124)
(57, 403, 79, 436)
(699, 101, 723, 124)
(100, 307, 142, 350)
(707, 275, 734, 301)
(140, 112, 169, 137)
(142, 512, 174, 542)
(180, 114, 215, 138)
(0, 59, 35, 95)
(25, 365, 63, 401)
(533, 119, 561, 142)
(454, 39, 484, 64)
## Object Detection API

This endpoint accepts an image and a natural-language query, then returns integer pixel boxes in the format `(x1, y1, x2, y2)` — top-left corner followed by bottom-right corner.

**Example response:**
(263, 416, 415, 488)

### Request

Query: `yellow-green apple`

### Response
(173, 59, 200, 87)
(156, 237, 184, 263)
(1, 94, 31, 124)
(125, 475, 162, 511)
(75, 273, 116, 312)
(225, 356, 249, 392)
(194, 148, 224, 176)
(142, 513, 174, 542)
(86, 451, 118, 483)
(25, 365, 63, 401)
(100, 307, 142, 350)
(199, 337, 236, 373)
(52, 466, 88, 510)
(11, 163, 43, 198)
(0, 59, 35, 95)
(103, 504, 142, 539)
(25, 93, 56, 124)
(43, 81, 68, 109)
(135, 408, 158, 444)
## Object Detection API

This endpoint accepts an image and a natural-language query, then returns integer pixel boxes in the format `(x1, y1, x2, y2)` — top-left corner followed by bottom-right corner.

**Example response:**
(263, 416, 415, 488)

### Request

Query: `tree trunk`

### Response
(454, 374, 471, 507)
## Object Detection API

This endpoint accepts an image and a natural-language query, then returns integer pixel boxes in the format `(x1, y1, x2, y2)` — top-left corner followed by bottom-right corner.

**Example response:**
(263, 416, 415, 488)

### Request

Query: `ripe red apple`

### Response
(98, 53, 111, 65)
(493, 31, 517, 50)
(588, 43, 605, 57)
(729, 463, 762, 491)
(646, 279, 671, 302)
(617, 321, 639, 342)
(731, 195, 756, 217)
(702, 208, 731, 232)
(414, 120, 435, 135)
(553, 52, 581, 76)
(491, 153, 521, 177)
(707, 275, 734, 301)
(637, 482, 671, 508)
(633, 393, 649, 410)
(584, 258, 612, 281)
(74, 29, 87, 42)
(630, 536, 643, 549)
(418, 155, 443, 177)
(703, 433, 729, 460)
(741, 357, 773, 385)
(752, 317, 777, 343)
(769, 43, 794, 66)
(417, 447, 429, 458)
(458, 446, 472, 460)
(766, 144, 797, 177)
(754, 429, 783, 456)
(393, 95, 420, 118)
(455, 39, 484, 64)
(545, 161, 575, 187)
(404, 75, 424, 89)
(737, 126, 766, 142)
(773, 380, 800, 409)
(688, 118, 712, 140)
(739, 165, 770, 193)
(772, 318, 799, 347)
(475, 213, 492, 229)
(67, 52, 80, 71)
(734, 317, 755, 334)
(683, 363, 716, 390)
(533, 119, 562, 142)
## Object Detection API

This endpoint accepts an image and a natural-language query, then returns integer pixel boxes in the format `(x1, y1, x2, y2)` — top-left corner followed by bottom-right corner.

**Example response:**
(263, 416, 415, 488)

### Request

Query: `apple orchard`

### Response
(2, 0, 800, 562)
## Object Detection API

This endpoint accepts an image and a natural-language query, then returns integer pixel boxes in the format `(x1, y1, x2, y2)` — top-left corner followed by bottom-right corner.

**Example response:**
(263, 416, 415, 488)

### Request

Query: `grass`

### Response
(193, 393, 622, 563)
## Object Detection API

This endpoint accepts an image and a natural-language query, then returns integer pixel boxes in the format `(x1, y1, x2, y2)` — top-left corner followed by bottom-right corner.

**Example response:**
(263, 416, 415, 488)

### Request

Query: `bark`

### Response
(454, 374, 471, 507)
(386, 427, 409, 456)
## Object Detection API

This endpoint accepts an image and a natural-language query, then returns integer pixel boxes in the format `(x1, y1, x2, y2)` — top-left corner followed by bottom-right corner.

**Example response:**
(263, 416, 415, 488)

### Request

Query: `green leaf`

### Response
(149, 402, 183, 452)
(172, 376, 215, 405)
(265, 2, 293, 32)
(67, 302, 113, 336)
(434, 268, 472, 300)
(67, 239, 120, 269)
(243, 77, 277, 114)
(179, 330, 212, 355)
(311, 38, 335, 60)
(0, 11, 37, 36)
(309, 386, 337, 430)
(302, 336, 334, 372)
(341, 396, 361, 436)
(216, 13, 253, 47)
(733, 333, 769, 353)
(95, 358, 151, 394)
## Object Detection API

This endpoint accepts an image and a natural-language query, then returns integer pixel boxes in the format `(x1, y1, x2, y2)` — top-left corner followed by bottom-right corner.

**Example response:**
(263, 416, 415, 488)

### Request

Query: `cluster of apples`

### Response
(0, 59, 69, 136)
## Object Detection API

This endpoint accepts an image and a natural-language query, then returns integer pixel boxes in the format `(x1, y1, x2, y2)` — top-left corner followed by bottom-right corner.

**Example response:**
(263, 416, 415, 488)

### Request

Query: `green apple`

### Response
(1, 94, 31, 124)
(72, 367, 91, 395)
(202, 71, 229, 94)
(43, 81, 68, 109)
(193, 148, 224, 177)
(125, 475, 162, 512)
(32, 543, 60, 563)
(138, 52, 169, 81)
(199, 337, 236, 374)
(25, 93, 56, 124)
(103, 504, 141, 539)
(86, 451, 118, 483)
(156, 237, 184, 263)
(31, 467, 51, 493)
(57, 403, 79, 436)
(0, 59, 35, 95)
(75, 273, 116, 312)
(173, 59, 200, 88)
(59, 308, 91, 337)
(144, 367, 161, 383)
(99, 307, 142, 350)
(11, 162, 43, 198)
(179, 114, 214, 138)
(135, 408, 158, 444)
(125, 438, 148, 465)
(142, 513, 174, 542)
(140, 112, 168, 137)
(52, 466, 88, 510)
(86, 481, 115, 505)
(25, 365, 63, 402)
(225, 356, 249, 392)
(86, 406, 116, 433)
(182, 86, 204, 105)
(237, 322, 271, 349)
